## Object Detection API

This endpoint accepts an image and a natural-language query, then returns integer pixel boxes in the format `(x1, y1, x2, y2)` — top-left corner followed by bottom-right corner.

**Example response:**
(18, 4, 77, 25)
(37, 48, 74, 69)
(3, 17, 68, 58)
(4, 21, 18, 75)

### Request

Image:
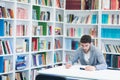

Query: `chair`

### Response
(35, 74, 66, 80)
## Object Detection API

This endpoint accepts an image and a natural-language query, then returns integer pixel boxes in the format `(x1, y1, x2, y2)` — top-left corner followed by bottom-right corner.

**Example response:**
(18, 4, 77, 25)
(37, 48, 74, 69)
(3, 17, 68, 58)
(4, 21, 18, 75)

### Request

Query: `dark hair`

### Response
(80, 35, 91, 43)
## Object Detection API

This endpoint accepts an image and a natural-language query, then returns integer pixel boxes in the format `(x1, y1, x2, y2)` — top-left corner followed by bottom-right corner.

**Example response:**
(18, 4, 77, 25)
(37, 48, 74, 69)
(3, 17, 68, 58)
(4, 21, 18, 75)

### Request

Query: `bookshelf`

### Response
(101, 0, 120, 69)
(0, 0, 120, 80)
(64, 0, 99, 63)
(0, 0, 15, 80)
(64, 0, 120, 70)
(54, 0, 65, 67)
(0, 0, 65, 80)
(31, 0, 55, 80)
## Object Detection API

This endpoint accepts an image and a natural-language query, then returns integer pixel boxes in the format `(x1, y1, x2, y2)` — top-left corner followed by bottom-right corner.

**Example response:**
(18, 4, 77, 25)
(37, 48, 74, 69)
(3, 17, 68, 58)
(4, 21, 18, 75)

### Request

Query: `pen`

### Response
(80, 67, 85, 70)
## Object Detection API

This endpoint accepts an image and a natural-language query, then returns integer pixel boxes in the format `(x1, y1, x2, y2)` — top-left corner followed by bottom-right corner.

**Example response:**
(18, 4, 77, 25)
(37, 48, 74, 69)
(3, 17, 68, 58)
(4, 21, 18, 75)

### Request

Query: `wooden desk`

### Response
(39, 65, 120, 80)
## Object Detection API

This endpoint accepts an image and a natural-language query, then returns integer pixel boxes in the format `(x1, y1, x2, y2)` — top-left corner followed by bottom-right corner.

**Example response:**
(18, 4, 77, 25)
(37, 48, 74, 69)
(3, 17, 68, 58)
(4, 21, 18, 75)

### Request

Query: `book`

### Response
(0, 6, 2, 18)
(16, 56, 27, 70)
(32, 38, 38, 51)
(55, 27, 61, 35)
(0, 40, 3, 55)
(38, 22, 47, 36)
(0, 19, 4, 36)
(66, 0, 81, 10)
(0, 56, 4, 73)
(33, 6, 40, 20)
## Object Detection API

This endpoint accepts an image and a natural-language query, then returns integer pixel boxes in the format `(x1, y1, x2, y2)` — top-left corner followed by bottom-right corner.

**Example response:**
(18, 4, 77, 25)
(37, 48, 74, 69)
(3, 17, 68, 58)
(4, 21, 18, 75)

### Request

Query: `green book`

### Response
(33, 6, 40, 20)
(38, 22, 47, 36)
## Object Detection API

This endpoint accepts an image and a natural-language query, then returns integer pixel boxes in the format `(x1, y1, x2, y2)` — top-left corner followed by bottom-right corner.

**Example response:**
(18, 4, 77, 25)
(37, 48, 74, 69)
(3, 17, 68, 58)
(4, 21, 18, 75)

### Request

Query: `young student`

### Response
(66, 35, 107, 71)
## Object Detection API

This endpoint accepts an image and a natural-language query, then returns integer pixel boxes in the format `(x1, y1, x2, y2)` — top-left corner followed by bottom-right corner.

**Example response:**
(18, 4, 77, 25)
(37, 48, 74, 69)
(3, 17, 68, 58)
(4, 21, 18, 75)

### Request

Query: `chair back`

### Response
(36, 74, 66, 80)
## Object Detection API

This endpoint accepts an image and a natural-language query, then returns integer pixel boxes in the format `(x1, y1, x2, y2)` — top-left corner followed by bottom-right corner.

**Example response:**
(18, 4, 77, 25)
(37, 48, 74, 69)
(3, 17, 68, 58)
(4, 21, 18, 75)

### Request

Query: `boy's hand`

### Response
(65, 63, 72, 69)
(85, 66, 96, 71)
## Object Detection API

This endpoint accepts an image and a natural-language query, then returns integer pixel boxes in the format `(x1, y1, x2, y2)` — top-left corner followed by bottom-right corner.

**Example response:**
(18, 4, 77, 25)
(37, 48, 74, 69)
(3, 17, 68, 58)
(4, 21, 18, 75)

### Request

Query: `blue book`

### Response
(54, 53, 57, 63)
(92, 14, 97, 24)
(8, 39, 13, 54)
(65, 39, 72, 50)
(0, 19, 4, 36)
(33, 55, 37, 66)
(104, 14, 108, 24)
(38, 54, 42, 65)
(106, 54, 112, 67)
(0, 56, 4, 73)
(102, 14, 105, 24)
(25, 39, 29, 52)
(75, 41, 79, 50)
(0, 76, 2, 80)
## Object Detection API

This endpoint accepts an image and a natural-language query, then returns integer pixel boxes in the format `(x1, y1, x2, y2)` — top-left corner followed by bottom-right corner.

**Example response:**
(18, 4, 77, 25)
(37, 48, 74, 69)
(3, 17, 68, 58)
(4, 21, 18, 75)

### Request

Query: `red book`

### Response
(0, 41, 3, 55)
(66, 0, 81, 10)
(70, 28, 74, 37)
(32, 38, 38, 51)
(5, 40, 11, 54)
(56, 0, 60, 8)
(111, 0, 118, 10)
(16, 25, 21, 36)
(57, 39, 61, 48)
(117, 56, 120, 68)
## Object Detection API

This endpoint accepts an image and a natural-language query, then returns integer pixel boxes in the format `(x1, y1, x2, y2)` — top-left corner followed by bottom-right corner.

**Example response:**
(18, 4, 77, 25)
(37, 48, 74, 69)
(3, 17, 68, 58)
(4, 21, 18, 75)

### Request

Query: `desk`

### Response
(39, 65, 120, 80)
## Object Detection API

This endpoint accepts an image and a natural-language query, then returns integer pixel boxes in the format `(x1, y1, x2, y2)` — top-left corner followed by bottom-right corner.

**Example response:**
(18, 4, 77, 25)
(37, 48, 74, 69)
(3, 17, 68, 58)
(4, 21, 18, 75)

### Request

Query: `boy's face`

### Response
(80, 43, 91, 53)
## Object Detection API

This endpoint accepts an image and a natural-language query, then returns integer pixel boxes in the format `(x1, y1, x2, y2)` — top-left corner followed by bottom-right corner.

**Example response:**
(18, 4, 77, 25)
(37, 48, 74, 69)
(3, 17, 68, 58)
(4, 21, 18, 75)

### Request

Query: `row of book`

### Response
(65, 39, 79, 50)
(56, 0, 64, 8)
(0, 19, 13, 36)
(31, 22, 51, 36)
(32, 6, 52, 21)
(65, 38, 98, 50)
(65, 51, 75, 63)
(106, 54, 120, 68)
(55, 27, 62, 35)
(91, 39, 98, 47)
(32, 52, 52, 66)
(101, 28, 120, 38)
(0, 56, 12, 73)
(32, 25, 62, 36)
(32, 24, 52, 36)
(40, 11, 50, 21)
(16, 55, 28, 70)
(0, 75, 10, 80)
(56, 12, 63, 22)
(67, 14, 97, 24)
(102, 14, 120, 24)
(102, 0, 120, 10)
(66, 27, 81, 37)
(66, 0, 120, 10)
(16, 24, 28, 36)
(32, 38, 51, 51)
(17, 7, 28, 19)
(17, 0, 30, 3)
(66, 27, 97, 38)
(16, 38, 29, 53)
(40, 39, 51, 50)
(32, 53, 46, 66)
(32, 6, 40, 20)
(54, 39, 62, 49)
(0, 40, 13, 55)
(34, 0, 52, 6)
(54, 51, 62, 63)
(15, 72, 27, 80)
(102, 43, 120, 53)
(66, 0, 98, 10)
(0, 6, 14, 18)
(0, 19, 63, 37)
